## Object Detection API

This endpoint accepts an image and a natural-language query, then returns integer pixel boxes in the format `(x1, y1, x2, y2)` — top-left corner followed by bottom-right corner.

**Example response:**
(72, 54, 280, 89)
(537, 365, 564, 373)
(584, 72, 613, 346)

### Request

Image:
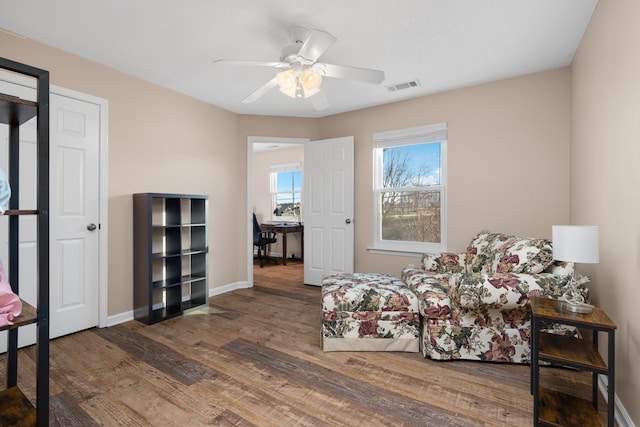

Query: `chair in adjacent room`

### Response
(253, 213, 278, 268)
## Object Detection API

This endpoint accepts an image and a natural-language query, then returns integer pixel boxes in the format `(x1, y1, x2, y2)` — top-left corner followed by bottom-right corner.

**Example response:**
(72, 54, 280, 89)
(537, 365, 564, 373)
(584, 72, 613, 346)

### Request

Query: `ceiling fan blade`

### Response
(297, 29, 337, 63)
(314, 63, 385, 84)
(213, 59, 289, 69)
(242, 77, 279, 103)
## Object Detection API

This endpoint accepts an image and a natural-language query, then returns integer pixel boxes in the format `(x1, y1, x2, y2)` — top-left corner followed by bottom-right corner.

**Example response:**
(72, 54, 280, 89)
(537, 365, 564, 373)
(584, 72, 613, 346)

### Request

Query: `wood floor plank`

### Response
(336, 353, 534, 426)
(189, 339, 413, 426)
(79, 393, 151, 427)
(49, 391, 100, 427)
(189, 363, 332, 426)
(95, 325, 207, 386)
(221, 337, 482, 427)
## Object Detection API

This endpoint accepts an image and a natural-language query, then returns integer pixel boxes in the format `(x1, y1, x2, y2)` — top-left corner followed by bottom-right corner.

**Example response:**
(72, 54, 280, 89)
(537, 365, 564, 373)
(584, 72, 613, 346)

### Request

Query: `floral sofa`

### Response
(400, 230, 585, 363)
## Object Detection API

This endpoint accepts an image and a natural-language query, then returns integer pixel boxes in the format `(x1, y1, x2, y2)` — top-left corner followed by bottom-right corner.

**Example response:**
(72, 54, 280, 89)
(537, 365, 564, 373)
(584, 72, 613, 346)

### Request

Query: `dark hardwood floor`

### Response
(1, 261, 610, 426)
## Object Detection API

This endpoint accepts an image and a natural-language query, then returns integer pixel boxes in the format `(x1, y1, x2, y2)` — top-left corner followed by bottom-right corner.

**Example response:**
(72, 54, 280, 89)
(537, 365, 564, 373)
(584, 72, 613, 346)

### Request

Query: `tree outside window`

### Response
(373, 123, 447, 253)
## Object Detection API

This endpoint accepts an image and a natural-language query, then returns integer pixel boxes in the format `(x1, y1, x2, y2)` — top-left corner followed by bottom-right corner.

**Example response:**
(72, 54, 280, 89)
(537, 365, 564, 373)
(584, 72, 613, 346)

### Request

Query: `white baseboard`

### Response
(598, 375, 636, 427)
(106, 310, 133, 327)
(106, 281, 252, 327)
(209, 281, 251, 296)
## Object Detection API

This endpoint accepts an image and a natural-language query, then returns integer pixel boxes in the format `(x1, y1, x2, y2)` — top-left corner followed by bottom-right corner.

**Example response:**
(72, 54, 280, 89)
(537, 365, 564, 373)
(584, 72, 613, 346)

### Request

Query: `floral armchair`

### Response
(401, 230, 585, 363)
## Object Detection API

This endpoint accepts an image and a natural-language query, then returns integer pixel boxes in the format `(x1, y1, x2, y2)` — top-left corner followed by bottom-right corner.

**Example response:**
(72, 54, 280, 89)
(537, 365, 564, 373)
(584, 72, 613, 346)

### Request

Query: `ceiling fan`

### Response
(213, 26, 385, 109)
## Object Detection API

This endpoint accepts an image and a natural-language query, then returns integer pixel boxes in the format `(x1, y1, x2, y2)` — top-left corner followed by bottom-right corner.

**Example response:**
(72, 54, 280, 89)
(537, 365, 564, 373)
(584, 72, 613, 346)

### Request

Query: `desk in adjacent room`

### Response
(261, 223, 303, 265)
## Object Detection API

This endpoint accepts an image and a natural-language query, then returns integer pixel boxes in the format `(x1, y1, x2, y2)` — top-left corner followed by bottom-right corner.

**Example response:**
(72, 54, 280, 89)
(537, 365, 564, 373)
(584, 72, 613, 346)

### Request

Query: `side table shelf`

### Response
(0, 300, 38, 331)
(531, 297, 616, 427)
(0, 386, 36, 426)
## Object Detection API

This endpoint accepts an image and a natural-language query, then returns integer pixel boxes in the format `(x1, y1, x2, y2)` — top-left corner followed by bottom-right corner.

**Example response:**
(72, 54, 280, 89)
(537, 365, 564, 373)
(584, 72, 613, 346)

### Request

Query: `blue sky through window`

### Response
(383, 142, 441, 186)
(275, 171, 302, 214)
(276, 171, 302, 192)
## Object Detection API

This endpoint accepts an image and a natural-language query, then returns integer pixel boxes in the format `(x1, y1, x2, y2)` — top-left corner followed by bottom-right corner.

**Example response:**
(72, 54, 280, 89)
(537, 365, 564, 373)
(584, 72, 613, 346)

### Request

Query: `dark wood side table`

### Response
(530, 297, 616, 427)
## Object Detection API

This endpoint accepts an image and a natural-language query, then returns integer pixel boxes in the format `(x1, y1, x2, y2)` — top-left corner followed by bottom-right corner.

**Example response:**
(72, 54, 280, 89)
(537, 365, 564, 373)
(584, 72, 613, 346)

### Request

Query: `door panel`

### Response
(303, 136, 354, 285)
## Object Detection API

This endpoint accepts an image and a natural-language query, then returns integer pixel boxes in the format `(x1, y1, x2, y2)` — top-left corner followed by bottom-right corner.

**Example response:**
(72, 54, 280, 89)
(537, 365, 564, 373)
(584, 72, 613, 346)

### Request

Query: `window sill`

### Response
(366, 247, 425, 258)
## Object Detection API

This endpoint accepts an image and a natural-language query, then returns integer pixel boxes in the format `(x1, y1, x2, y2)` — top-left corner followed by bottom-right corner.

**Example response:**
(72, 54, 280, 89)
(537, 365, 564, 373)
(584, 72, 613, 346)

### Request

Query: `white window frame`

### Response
(370, 123, 447, 255)
(270, 162, 303, 222)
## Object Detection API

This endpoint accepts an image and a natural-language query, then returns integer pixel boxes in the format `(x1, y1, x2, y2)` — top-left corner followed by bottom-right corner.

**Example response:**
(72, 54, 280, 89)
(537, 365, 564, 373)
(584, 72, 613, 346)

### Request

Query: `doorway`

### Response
(247, 136, 308, 287)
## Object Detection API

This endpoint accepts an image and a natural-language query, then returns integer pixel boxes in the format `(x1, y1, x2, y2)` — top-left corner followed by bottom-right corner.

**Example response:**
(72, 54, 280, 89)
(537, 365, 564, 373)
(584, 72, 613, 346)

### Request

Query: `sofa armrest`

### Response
(450, 272, 579, 311)
(421, 252, 466, 273)
(401, 266, 454, 319)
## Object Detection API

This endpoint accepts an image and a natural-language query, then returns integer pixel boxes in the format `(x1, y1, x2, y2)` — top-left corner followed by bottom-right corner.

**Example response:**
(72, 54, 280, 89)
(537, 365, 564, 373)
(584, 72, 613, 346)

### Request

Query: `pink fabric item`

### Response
(0, 259, 22, 327)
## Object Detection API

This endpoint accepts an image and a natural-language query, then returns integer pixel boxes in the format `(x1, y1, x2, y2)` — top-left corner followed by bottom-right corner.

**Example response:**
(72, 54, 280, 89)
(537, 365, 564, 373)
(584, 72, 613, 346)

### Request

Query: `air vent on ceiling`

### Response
(386, 80, 421, 92)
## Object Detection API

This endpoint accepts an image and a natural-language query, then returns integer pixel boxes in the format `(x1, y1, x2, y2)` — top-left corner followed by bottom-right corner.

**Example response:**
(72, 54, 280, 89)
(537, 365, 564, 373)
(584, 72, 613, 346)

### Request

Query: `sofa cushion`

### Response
(401, 267, 454, 319)
(465, 230, 510, 273)
(421, 252, 465, 274)
(321, 273, 418, 313)
(465, 231, 554, 274)
(449, 272, 574, 311)
(492, 237, 554, 274)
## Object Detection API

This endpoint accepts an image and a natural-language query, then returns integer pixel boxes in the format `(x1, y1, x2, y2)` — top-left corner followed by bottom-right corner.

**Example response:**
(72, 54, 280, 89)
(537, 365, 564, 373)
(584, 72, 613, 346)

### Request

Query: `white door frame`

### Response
(0, 72, 109, 328)
(246, 136, 309, 287)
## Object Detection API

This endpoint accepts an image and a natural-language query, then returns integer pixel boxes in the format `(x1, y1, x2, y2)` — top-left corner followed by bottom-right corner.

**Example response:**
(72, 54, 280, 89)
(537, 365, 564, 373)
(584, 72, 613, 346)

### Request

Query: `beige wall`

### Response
(320, 69, 572, 275)
(572, 0, 640, 423)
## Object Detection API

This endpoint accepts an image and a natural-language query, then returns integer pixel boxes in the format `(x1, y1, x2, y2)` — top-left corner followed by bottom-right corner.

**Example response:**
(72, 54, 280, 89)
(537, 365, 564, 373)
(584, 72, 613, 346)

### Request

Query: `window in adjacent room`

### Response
(372, 123, 447, 254)
(270, 162, 302, 222)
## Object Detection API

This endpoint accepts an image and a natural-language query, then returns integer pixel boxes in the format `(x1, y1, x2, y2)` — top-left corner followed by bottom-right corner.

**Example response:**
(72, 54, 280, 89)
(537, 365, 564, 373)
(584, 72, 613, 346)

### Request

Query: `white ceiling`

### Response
(0, 0, 597, 118)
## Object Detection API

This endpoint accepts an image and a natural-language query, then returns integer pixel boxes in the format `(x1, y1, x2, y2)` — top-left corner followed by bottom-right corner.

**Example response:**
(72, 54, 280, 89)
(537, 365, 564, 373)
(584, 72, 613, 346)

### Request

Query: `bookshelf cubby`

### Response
(133, 193, 208, 324)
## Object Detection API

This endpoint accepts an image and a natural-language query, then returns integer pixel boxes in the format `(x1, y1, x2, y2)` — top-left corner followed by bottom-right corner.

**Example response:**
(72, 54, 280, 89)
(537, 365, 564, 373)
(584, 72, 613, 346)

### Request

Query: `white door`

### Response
(303, 136, 354, 285)
(49, 93, 100, 338)
(0, 80, 100, 351)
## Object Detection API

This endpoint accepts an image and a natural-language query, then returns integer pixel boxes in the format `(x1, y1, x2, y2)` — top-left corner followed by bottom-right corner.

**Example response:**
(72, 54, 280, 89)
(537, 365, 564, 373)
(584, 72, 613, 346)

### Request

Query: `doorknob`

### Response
(87, 223, 97, 231)
(345, 218, 351, 224)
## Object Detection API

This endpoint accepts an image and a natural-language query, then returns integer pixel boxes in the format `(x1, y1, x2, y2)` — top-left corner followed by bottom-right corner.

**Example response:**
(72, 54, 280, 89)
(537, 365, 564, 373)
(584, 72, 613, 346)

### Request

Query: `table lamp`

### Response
(552, 225, 599, 313)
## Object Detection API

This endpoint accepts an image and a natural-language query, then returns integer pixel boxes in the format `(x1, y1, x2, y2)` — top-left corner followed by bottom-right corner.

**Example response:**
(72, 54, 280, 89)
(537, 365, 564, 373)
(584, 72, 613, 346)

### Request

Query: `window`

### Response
(270, 162, 302, 221)
(372, 123, 447, 254)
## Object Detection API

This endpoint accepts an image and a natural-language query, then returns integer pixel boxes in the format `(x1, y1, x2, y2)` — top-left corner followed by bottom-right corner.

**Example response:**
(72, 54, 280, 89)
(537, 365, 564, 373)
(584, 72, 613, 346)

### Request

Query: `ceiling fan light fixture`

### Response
(276, 68, 321, 99)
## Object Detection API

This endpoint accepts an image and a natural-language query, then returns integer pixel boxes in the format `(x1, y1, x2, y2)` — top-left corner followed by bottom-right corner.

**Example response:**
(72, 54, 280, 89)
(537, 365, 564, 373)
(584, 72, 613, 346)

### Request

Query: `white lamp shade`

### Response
(276, 70, 297, 97)
(301, 69, 322, 91)
(552, 225, 599, 263)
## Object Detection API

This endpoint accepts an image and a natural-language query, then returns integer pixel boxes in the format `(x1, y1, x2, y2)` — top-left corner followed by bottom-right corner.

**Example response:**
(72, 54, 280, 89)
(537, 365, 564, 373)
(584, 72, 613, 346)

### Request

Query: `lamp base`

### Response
(561, 300, 593, 314)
